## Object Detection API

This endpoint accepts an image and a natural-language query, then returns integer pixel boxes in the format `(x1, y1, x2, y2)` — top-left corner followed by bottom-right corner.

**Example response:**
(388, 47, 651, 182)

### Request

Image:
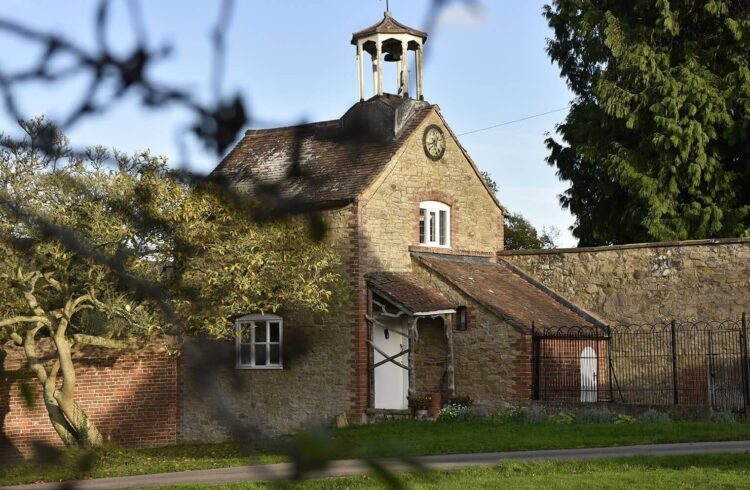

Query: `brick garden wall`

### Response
(1, 343, 178, 462)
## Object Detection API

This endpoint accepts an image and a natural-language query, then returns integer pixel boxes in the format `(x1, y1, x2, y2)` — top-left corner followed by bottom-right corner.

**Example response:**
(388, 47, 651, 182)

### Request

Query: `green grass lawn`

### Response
(4, 420, 750, 486)
(153, 453, 750, 489)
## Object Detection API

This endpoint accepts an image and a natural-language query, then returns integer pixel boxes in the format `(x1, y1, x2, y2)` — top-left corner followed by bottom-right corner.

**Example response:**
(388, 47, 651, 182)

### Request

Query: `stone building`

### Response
(3, 12, 749, 459)
(180, 11, 604, 440)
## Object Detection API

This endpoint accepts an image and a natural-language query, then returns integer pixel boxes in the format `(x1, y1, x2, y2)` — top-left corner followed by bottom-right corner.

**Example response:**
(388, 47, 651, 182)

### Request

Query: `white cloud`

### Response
(436, 3, 488, 29)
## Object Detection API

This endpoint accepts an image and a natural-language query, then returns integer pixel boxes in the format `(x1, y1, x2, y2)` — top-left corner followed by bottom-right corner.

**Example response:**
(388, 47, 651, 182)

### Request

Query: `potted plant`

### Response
(408, 395, 432, 421)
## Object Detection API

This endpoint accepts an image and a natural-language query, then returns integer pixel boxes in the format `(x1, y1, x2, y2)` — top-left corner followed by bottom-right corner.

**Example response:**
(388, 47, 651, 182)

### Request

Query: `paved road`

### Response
(6, 440, 750, 490)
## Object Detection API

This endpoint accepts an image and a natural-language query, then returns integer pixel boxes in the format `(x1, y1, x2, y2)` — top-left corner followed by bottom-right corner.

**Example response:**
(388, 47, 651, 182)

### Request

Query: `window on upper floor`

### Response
(236, 314, 283, 369)
(419, 201, 451, 248)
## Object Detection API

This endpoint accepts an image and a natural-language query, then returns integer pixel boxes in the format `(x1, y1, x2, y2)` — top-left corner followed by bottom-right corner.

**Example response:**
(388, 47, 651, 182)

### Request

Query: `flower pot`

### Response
(416, 409, 429, 421)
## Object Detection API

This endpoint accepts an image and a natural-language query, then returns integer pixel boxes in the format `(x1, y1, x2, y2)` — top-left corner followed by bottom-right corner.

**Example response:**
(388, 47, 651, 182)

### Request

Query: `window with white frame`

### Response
(419, 201, 451, 247)
(236, 314, 283, 369)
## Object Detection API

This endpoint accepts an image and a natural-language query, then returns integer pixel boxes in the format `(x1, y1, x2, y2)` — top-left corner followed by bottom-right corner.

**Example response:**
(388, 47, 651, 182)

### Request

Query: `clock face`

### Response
(423, 125, 446, 161)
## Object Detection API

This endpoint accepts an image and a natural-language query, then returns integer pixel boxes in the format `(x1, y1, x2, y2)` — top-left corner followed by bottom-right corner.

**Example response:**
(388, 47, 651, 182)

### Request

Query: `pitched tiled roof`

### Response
(366, 272, 454, 315)
(414, 254, 606, 332)
(352, 12, 428, 43)
(211, 103, 433, 206)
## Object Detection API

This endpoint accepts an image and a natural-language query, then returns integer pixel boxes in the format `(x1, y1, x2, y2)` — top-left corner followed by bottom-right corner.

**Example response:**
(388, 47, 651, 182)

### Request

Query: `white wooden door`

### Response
(580, 347, 597, 402)
(373, 317, 409, 410)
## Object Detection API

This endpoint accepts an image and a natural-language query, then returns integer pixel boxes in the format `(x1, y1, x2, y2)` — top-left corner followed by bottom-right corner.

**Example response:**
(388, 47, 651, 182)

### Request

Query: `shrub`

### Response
(548, 411, 576, 425)
(637, 409, 671, 424)
(709, 410, 736, 423)
(446, 395, 474, 408)
(437, 405, 487, 422)
(519, 405, 548, 423)
(407, 395, 431, 411)
(613, 414, 636, 424)
(437, 404, 466, 422)
(577, 406, 614, 423)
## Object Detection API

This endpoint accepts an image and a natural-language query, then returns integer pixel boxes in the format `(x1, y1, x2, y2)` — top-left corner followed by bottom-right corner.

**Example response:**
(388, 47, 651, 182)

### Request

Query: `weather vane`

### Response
(384, 0, 390, 13)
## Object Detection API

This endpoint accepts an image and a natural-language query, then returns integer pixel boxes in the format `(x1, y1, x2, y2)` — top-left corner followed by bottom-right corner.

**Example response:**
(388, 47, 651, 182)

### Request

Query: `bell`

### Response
(384, 52, 401, 62)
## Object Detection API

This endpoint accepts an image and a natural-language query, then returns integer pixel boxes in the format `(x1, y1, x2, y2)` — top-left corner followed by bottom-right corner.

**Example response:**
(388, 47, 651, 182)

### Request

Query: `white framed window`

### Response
(236, 314, 283, 369)
(419, 201, 451, 247)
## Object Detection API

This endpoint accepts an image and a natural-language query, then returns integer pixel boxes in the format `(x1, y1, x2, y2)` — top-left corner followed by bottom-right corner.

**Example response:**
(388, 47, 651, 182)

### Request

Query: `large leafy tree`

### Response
(544, 1, 750, 245)
(504, 212, 559, 250)
(0, 119, 343, 447)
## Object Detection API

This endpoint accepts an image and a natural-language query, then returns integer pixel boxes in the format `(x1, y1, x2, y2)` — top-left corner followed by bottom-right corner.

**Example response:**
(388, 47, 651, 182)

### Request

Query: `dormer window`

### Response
(419, 201, 450, 247)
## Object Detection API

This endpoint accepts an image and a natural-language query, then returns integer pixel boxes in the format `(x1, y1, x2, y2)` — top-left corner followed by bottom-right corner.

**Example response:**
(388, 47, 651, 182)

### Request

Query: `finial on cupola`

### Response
(351, 8, 428, 102)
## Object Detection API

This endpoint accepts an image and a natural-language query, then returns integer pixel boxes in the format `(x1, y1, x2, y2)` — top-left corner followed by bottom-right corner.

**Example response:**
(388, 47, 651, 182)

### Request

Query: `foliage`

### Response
(479, 171, 561, 251)
(504, 212, 560, 250)
(710, 410, 736, 423)
(544, 1, 750, 246)
(637, 409, 672, 424)
(407, 395, 432, 411)
(577, 406, 614, 424)
(547, 411, 576, 425)
(437, 406, 486, 423)
(613, 414, 637, 425)
(479, 171, 499, 195)
(0, 118, 344, 447)
(445, 395, 474, 408)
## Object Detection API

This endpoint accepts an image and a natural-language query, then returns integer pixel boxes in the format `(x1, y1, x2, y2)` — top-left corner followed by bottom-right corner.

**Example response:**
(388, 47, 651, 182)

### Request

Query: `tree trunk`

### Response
(21, 328, 104, 448)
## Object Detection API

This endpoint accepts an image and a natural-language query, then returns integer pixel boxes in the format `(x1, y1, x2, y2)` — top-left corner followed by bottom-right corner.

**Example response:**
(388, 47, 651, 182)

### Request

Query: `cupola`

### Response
(351, 11, 427, 101)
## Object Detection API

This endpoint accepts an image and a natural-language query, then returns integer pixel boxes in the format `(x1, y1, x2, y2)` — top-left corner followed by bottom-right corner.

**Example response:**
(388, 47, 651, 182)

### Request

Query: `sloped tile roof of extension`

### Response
(413, 253, 607, 333)
(366, 271, 455, 315)
(210, 103, 434, 208)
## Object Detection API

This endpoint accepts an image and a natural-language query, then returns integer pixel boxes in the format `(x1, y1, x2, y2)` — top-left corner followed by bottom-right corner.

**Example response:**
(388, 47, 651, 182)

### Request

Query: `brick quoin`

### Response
(1, 345, 178, 461)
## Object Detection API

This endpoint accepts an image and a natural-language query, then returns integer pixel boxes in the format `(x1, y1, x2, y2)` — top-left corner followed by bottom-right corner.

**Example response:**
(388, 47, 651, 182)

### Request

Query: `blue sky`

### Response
(0, 0, 577, 246)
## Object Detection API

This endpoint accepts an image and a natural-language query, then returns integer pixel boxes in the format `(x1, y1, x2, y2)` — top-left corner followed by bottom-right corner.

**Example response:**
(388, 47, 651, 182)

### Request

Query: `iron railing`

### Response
(532, 314, 750, 412)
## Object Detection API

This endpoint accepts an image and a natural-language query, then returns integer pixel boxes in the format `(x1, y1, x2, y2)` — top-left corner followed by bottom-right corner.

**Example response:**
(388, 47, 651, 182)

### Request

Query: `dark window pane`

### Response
(419, 209, 425, 244)
(439, 210, 447, 245)
(240, 344, 252, 365)
(429, 212, 436, 242)
(255, 344, 267, 366)
(270, 344, 281, 365)
(270, 322, 280, 342)
(255, 321, 267, 342)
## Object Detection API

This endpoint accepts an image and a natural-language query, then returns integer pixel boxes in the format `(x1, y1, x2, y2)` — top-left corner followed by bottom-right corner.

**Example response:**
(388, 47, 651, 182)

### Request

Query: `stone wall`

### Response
(179, 205, 359, 440)
(501, 238, 750, 324)
(413, 317, 448, 398)
(1, 343, 178, 462)
(359, 109, 505, 273)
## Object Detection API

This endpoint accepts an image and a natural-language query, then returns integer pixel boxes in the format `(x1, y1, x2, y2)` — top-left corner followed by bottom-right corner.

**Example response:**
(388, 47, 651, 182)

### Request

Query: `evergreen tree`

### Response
(544, 1, 750, 245)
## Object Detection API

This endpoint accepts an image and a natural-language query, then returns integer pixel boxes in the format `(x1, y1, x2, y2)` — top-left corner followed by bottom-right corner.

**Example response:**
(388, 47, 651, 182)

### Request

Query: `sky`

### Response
(0, 0, 578, 246)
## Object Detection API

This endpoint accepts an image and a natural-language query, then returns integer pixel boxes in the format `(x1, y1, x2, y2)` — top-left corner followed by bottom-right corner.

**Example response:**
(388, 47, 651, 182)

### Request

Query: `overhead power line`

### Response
(457, 107, 569, 137)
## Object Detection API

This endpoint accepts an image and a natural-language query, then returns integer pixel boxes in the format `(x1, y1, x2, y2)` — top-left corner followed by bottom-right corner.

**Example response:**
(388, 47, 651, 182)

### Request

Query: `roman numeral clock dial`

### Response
(423, 124, 446, 161)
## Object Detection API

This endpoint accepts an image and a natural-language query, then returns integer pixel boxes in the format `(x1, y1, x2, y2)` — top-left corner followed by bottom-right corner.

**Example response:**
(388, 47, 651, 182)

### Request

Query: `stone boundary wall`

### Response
(1, 344, 178, 462)
(501, 238, 750, 325)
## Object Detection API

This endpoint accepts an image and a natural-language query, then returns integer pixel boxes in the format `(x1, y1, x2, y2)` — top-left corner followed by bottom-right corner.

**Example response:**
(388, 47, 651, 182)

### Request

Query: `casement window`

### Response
(235, 314, 283, 369)
(419, 201, 451, 247)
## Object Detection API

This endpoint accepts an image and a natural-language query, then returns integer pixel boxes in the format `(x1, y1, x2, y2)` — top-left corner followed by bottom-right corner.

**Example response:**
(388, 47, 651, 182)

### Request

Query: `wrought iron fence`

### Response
(532, 314, 750, 412)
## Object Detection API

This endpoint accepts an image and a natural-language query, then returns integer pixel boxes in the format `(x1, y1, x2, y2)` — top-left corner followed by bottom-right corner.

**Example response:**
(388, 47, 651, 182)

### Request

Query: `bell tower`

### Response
(351, 11, 428, 101)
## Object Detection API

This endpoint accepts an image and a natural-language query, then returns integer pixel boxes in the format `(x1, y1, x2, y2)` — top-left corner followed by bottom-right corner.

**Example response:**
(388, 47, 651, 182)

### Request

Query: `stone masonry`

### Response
(501, 238, 750, 324)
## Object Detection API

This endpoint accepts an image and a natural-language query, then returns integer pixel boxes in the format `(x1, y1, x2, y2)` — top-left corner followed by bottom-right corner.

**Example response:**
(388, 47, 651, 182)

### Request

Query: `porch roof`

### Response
(413, 253, 607, 332)
(366, 271, 454, 316)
